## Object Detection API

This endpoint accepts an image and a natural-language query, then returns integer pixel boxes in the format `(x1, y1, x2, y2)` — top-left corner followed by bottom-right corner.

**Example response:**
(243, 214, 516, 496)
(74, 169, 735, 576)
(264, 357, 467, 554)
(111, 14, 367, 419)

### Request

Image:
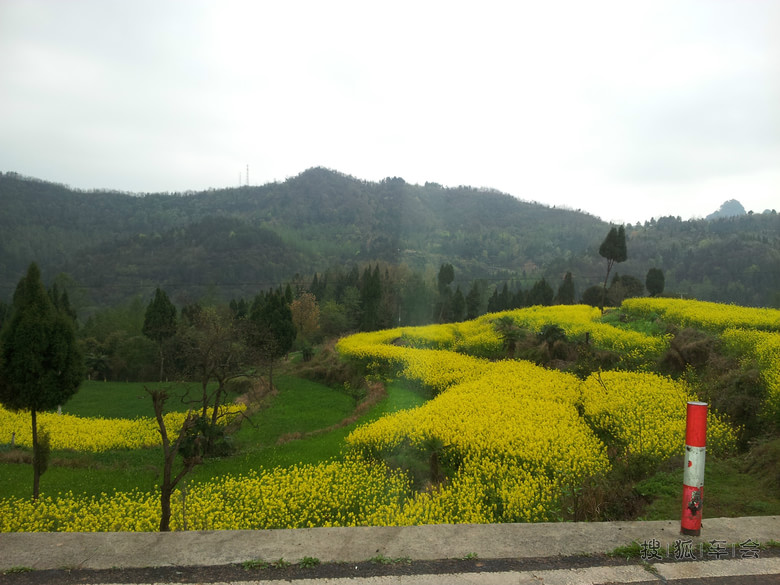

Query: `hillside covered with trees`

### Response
(1, 167, 778, 313)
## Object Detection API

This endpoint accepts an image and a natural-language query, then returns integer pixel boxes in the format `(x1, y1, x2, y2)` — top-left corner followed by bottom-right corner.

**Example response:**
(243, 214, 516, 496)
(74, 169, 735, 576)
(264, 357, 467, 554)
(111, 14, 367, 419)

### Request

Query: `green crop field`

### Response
(62, 380, 201, 418)
(0, 376, 426, 501)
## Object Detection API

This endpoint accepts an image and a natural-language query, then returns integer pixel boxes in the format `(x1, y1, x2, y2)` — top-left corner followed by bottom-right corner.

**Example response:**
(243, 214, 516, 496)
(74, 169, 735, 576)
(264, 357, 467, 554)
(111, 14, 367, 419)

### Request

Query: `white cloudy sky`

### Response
(1, 0, 778, 224)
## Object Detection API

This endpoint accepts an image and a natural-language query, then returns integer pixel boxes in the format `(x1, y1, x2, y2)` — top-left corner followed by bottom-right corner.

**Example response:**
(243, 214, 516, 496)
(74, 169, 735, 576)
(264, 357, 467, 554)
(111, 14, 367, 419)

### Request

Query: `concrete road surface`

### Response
(0, 516, 777, 584)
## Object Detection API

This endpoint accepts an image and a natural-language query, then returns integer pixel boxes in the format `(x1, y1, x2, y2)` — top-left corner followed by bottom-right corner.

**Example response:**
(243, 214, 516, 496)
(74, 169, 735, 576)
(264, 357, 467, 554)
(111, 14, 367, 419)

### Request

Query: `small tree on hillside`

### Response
(48, 283, 77, 323)
(0, 263, 83, 499)
(360, 265, 382, 331)
(581, 285, 603, 307)
(527, 278, 554, 306)
(608, 273, 645, 305)
(598, 225, 627, 310)
(291, 292, 320, 352)
(0, 299, 9, 330)
(465, 281, 482, 320)
(249, 289, 295, 389)
(143, 287, 177, 381)
(494, 315, 524, 359)
(176, 306, 254, 452)
(555, 272, 576, 305)
(147, 386, 201, 532)
(451, 286, 466, 322)
(646, 268, 665, 297)
(435, 263, 455, 323)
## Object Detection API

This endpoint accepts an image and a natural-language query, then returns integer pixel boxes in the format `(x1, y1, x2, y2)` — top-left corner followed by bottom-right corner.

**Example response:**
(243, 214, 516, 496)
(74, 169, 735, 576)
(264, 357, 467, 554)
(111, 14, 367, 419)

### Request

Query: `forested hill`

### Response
(1, 168, 778, 310)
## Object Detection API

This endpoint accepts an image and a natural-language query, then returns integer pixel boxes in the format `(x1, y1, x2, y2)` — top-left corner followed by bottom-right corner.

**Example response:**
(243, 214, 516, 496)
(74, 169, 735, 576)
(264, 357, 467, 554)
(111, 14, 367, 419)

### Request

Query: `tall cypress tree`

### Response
(646, 268, 665, 297)
(528, 278, 554, 306)
(434, 263, 455, 323)
(598, 225, 628, 310)
(451, 285, 466, 322)
(143, 287, 177, 381)
(249, 289, 295, 389)
(0, 263, 83, 499)
(465, 281, 482, 320)
(360, 265, 382, 331)
(556, 272, 576, 305)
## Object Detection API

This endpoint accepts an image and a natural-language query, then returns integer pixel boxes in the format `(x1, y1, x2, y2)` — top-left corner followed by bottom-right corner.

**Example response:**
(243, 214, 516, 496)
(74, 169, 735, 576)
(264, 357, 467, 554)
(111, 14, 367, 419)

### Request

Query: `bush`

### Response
(699, 363, 767, 447)
(295, 340, 368, 398)
(581, 286, 604, 307)
(662, 328, 770, 447)
(660, 328, 717, 374)
(741, 437, 780, 492)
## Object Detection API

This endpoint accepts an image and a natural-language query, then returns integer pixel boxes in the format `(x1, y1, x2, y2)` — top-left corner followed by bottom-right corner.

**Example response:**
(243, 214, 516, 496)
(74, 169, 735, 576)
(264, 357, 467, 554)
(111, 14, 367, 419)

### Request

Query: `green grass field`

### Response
(0, 376, 427, 500)
(61, 380, 208, 418)
(637, 445, 780, 520)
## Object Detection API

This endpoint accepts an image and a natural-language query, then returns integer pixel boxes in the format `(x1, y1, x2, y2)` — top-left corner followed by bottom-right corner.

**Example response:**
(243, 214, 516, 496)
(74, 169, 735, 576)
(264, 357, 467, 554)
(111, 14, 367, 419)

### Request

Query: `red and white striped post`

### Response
(681, 401, 707, 536)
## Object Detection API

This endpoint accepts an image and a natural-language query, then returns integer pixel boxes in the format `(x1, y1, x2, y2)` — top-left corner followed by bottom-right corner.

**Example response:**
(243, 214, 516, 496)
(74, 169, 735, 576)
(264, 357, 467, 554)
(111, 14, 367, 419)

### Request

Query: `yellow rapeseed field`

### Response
(623, 298, 780, 332)
(0, 405, 245, 452)
(0, 458, 410, 531)
(5, 300, 772, 532)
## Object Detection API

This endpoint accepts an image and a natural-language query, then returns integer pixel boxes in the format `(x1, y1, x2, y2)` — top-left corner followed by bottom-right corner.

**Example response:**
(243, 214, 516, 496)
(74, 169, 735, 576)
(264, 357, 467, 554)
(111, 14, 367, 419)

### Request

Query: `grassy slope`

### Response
(190, 378, 425, 481)
(62, 380, 205, 417)
(0, 377, 426, 500)
(638, 445, 780, 520)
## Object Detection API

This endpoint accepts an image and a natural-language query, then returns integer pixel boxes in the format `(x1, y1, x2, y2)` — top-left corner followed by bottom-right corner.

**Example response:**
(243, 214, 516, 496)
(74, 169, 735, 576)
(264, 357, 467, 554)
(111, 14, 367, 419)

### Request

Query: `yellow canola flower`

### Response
(0, 404, 245, 452)
(339, 306, 742, 524)
(348, 355, 610, 500)
(483, 305, 670, 368)
(580, 371, 736, 460)
(338, 330, 491, 394)
(398, 320, 504, 358)
(0, 458, 412, 532)
(623, 298, 780, 333)
(721, 328, 780, 423)
(0, 489, 159, 532)
(368, 456, 558, 526)
(171, 458, 410, 530)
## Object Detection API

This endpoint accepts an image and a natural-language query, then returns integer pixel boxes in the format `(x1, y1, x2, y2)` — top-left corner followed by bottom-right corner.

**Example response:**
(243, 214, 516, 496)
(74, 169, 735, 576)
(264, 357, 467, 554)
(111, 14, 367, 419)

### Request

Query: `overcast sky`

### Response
(1, 0, 778, 224)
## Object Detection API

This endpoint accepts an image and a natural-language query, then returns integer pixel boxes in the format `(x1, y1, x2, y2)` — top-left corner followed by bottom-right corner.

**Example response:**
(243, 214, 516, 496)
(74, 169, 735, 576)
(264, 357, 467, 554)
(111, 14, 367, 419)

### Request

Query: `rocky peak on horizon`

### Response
(705, 199, 746, 220)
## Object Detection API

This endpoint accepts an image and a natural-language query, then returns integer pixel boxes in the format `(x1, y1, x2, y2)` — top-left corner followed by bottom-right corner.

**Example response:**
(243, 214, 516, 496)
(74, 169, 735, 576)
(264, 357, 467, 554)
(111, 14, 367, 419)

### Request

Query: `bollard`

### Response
(681, 401, 707, 536)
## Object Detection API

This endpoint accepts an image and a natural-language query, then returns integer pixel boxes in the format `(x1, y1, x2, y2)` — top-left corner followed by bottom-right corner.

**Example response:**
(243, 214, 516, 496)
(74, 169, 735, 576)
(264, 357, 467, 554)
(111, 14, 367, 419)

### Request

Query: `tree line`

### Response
(0, 237, 669, 387)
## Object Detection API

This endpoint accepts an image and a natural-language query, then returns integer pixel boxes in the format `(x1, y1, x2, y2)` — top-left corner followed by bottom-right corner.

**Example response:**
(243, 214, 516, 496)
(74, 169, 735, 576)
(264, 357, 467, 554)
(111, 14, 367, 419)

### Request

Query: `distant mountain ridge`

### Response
(1, 168, 778, 309)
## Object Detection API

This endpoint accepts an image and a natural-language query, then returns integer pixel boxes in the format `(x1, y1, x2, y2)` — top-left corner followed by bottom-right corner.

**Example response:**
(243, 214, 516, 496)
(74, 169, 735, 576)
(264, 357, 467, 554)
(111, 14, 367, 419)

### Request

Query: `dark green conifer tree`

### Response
(452, 285, 466, 322)
(0, 263, 83, 499)
(555, 272, 576, 305)
(142, 287, 177, 381)
(465, 281, 482, 320)
(527, 278, 554, 306)
(598, 225, 628, 310)
(646, 268, 665, 297)
(249, 288, 295, 388)
(360, 265, 382, 331)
